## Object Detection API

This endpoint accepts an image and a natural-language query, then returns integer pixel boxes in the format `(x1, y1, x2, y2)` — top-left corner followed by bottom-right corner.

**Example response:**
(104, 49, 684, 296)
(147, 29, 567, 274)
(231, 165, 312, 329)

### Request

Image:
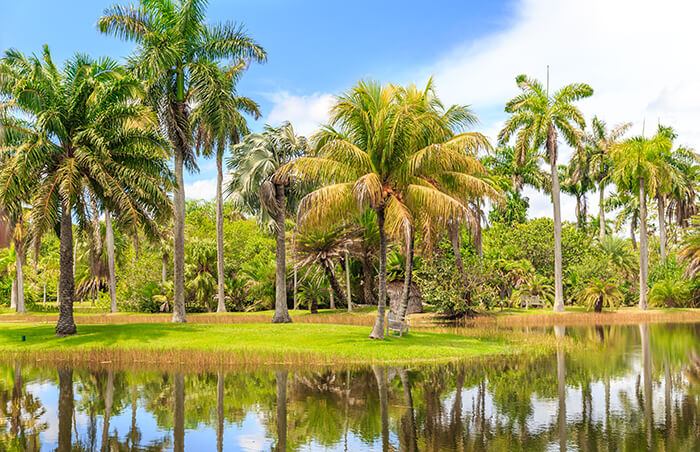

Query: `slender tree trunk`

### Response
(345, 250, 352, 312)
(57, 202, 77, 336)
(555, 325, 567, 452)
(14, 233, 26, 313)
(449, 219, 465, 280)
(105, 210, 117, 313)
(216, 152, 226, 313)
(398, 367, 418, 452)
(293, 229, 298, 310)
(473, 203, 483, 258)
(631, 217, 638, 251)
(370, 205, 387, 339)
(658, 195, 666, 260)
(639, 179, 648, 310)
(372, 365, 389, 452)
(275, 371, 288, 452)
(599, 181, 606, 239)
(101, 370, 114, 452)
(217, 371, 224, 452)
(57, 367, 74, 452)
(43, 279, 47, 304)
(172, 146, 187, 323)
(361, 252, 376, 305)
(272, 183, 291, 323)
(173, 372, 185, 452)
(640, 324, 652, 450)
(10, 276, 17, 310)
(322, 258, 347, 307)
(548, 126, 565, 312)
(162, 252, 168, 285)
(330, 290, 335, 310)
(398, 227, 415, 320)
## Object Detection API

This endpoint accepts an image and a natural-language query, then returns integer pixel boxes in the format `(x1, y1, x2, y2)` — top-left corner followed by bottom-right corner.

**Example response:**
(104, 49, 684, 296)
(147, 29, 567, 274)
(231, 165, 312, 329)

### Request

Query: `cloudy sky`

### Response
(2, 0, 699, 222)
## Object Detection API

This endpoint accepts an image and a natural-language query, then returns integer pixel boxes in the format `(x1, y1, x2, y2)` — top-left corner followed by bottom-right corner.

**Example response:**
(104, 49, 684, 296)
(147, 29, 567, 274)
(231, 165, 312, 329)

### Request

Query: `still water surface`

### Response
(0, 322, 698, 451)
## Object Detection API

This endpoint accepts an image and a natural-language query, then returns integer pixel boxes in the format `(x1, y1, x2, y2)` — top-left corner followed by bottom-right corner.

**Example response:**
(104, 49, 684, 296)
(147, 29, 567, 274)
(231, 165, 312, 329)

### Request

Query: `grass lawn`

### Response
(0, 322, 519, 368)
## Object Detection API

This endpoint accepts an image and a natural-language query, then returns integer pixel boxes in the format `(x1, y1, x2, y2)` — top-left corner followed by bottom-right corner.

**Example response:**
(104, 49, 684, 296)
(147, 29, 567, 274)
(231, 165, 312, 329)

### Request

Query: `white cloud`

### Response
(410, 0, 700, 221)
(184, 173, 232, 201)
(265, 91, 335, 137)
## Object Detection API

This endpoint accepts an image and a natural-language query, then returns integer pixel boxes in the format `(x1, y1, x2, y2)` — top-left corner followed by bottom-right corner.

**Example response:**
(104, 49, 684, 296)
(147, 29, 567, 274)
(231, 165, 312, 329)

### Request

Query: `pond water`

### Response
(0, 322, 699, 451)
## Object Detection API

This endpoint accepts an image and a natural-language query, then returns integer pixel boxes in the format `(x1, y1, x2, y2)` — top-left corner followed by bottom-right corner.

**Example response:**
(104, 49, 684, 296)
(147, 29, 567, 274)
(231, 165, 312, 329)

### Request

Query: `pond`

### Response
(0, 322, 698, 451)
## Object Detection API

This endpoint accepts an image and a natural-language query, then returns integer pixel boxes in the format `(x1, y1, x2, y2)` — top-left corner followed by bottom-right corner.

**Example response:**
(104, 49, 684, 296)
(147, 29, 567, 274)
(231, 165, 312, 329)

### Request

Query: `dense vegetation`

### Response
(1, 0, 699, 340)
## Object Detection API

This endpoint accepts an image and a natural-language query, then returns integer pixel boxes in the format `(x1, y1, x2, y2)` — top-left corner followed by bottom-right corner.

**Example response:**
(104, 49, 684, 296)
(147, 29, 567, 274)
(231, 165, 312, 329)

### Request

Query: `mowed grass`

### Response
(0, 322, 515, 368)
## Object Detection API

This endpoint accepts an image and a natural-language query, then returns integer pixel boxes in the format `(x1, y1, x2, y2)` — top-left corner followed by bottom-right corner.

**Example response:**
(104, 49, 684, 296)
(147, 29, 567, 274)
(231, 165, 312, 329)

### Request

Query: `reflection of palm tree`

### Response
(397, 367, 418, 452)
(173, 373, 185, 452)
(639, 324, 652, 450)
(372, 365, 389, 452)
(554, 325, 567, 452)
(275, 370, 288, 451)
(217, 371, 224, 452)
(57, 367, 74, 452)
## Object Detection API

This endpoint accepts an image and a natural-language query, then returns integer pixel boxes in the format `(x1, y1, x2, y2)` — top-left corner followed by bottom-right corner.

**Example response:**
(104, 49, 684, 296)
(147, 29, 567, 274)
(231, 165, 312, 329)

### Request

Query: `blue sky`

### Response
(2, 0, 699, 223)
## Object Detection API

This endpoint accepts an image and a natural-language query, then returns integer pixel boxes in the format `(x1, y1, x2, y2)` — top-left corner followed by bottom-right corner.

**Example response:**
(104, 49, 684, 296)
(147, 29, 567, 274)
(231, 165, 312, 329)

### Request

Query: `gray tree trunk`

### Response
(10, 277, 17, 310)
(162, 253, 168, 284)
(105, 210, 117, 313)
(172, 148, 187, 323)
(370, 206, 388, 339)
(345, 250, 352, 312)
(398, 228, 414, 320)
(599, 182, 606, 240)
(658, 195, 666, 260)
(272, 183, 291, 323)
(548, 125, 565, 312)
(639, 179, 648, 310)
(631, 218, 637, 251)
(56, 201, 77, 336)
(216, 152, 226, 313)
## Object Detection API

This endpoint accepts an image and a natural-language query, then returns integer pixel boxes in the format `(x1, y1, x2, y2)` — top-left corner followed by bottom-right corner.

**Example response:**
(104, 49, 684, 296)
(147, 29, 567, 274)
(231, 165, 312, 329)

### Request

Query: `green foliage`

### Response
(488, 192, 529, 226)
(579, 277, 624, 311)
(649, 279, 691, 308)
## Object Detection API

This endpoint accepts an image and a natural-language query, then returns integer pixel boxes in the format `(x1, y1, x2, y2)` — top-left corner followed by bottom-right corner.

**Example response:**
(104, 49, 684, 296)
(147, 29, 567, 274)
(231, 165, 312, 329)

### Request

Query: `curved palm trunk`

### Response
(172, 147, 187, 323)
(216, 152, 226, 313)
(658, 195, 666, 260)
(173, 372, 185, 452)
(57, 202, 77, 336)
(370, 206, 387, 339)
(272, 183, 291, 323)
(321, 258, 347, 307)
(599, 181, 606, 239)
(275, 370, 288, 452)
(105, 210, 117, 313)
(549, 126, 565, 312)
(57, 367, 74, 452)
(639, 178, 648, 310)
(398, 227, 415, 320)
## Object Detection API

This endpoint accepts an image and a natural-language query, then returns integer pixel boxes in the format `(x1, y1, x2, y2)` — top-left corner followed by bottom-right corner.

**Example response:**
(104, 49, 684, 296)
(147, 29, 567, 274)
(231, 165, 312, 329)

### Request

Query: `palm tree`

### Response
(227, 122, 308, 323)
(282, 80, 492, 339)
(485, 146, 550, 194)
(611, 131, 672, 309)
(192, 62, 261, 313)
(99, 0, 267, 323)
(0, 48, 173, 335)
(583, 117, 631, 239)
(680, 215, 700, 278)
(599, 235, 637, 280)
(560, 161, 593, 229)
(498, 73, 593, 312)
(580, 277, 623, 312)
(606, 191, 640, 250)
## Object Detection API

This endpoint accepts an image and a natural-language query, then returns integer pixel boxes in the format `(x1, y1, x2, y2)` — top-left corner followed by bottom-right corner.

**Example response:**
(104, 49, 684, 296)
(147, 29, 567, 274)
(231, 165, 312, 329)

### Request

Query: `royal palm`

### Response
(499, 74, 593, 312)
(99, 0, 266, 323)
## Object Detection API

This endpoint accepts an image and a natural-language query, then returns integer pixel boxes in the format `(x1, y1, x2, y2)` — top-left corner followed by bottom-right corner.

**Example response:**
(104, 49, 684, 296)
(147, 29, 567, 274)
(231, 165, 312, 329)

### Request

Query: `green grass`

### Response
(0, 322, 517, 367)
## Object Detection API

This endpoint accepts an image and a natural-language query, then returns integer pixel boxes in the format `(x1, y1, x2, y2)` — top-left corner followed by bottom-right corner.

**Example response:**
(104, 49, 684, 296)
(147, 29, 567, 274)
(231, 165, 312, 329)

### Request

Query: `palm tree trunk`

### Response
(172, 146, 187, 323)
(57, 201, 77, 336)
(398, 367, 418, 452)
(330, 289, 335, 309)
(639, 178, 648, 310)
(216, 151, 226, 313)
(173, 372, 185, 452)
(217, 371, 224, 452)
(449, 219, 465, 279)
(548, 126, 565, 312)
(472, 203, 483, 258)
(272, 183, 291, 323)
(640, 323, 652, 450)
(631, 217, 637, 251)
(555, 325, 567, 452)
(101, 370, 114, 451)
(275, 371, 288, 452)
(57, 367, 74, 452)
(599, 182, 606, 239)
(398, 227, 415, 320)
(322, 258, 347, 306)
(345, 250, 352, 312)
(105, 209, 117, 313)
(162, 252, 168, 284)
(658, 195, 666, 260)
(370, 205, 388, 339)
(372, 365, 389, 452)
(14, 241, 25, 313)
(361, 251, 376, 305)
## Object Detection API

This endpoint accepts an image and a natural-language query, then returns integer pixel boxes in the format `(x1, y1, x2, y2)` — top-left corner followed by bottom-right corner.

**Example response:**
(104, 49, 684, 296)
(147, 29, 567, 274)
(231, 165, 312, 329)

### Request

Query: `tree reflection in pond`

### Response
(0, 322, 698, 451)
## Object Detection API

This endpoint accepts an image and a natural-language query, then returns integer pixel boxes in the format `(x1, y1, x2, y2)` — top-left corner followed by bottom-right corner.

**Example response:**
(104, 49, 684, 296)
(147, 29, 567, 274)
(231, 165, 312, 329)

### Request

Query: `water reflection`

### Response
(1, 322, 699, 451)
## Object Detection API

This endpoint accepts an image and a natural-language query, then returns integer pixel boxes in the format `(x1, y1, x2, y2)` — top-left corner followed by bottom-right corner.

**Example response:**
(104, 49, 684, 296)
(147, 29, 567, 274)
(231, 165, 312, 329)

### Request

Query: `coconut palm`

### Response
(192, 62, 261, 313)
(611, 131, 672, 309)
(227, 122, 308, 323)
(583, 117, 632, 239)
(99, 0, 267, 323)
(498, 74, 593, 312)
(282, 80, 493, 339)
(580, 277, 623, 312)
(680, 215, 700, 278)
(484, 146, 550, 195)
(0, 48, 173, 335)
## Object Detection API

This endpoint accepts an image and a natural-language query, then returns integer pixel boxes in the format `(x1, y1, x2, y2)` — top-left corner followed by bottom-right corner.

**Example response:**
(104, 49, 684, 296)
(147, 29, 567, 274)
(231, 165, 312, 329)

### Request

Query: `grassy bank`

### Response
(0, 322, 557, 369)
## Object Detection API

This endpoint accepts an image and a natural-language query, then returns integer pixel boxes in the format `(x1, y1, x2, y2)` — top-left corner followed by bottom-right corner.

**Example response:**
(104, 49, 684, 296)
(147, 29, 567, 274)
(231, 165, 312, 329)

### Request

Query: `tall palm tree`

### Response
(227, 122, 308, 323)
(560, 161, 593, 229)
(0, 48, 173, 335)
(282, 80, 492, 338)
(498, 73, 593, 312)
(611, 131, 672, 309)
(484, 146, 550, 194)
(99, 0, 267, 323)
(606, 191, 640, 250)
(583, 117, 631, 239)
(192, 62, 261, 313)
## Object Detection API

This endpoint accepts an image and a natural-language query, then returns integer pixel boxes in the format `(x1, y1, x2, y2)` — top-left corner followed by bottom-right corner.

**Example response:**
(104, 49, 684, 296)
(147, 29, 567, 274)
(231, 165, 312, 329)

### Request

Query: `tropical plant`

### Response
(605, 191, 640, 250)
(484, 146, 549, 194)
(649, 278, 690, 308)
(185, 239, 217, 311)
(579, 277, 623, 312)
(0, 48, 173, 335)
(598, 235, 637, 279)
(583, 117, 632, 239)
(611, 129, 672, 309)
(512, 273, 554, 307)
(99, 0, 266, 323)
(228, 122, 308, 323)
(498, 73, 593, 312)
(680, 216, 700, 279)
(560, 161, 594, 229)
